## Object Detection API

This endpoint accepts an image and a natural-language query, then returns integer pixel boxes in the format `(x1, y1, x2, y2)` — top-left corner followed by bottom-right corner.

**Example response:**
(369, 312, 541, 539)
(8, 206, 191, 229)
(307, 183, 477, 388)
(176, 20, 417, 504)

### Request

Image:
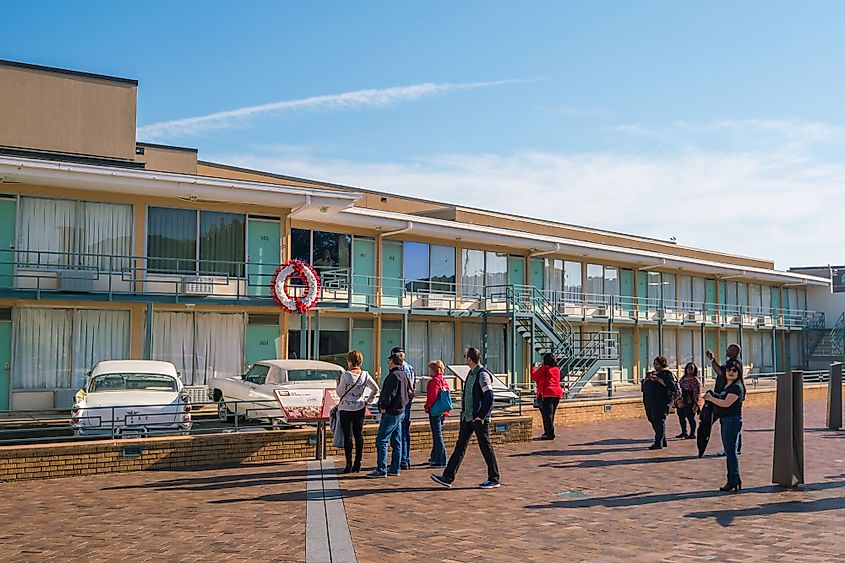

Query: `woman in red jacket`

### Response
(424, 360, 450, 467)
(531, 353, 563, 440)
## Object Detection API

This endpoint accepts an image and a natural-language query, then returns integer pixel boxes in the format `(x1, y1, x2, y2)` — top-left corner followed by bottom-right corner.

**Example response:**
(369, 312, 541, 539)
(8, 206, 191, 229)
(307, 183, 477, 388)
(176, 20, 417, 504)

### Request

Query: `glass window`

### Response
(429, 322, 455, 365)
(461, 322, 483, 358)
(290, 228, 310, 262)
(148, 207, 197, 272)
(403, 242, 430, 292)
(430, 245, 456, 292)
(664, 329, 677, 369)
(244, 364, 270, 384)
(679, 330, 694, 365)
(662, 273, 676, 306)
(408, 321, 428, 373)
(737, 282, 748, 308)
(726, 281, 738, 307)
(287, 368, 343, 382)
(485, 252, 508, 289)
(563, 261, 582, 301)
(679, 275, 692, 307)
(200, 211, 244, 277)
(586, 264, 603, 296)
(604, 266, 619, 296)
(313, 230, 351, 270)
(545, 258, 563, 293)
(692, 277, 705, 304)
(461, 249, 485, 297)
(89, 373, 177, 393)
(486, 324, 506, 373)
(761, 286, 772, 315)
(647, 272, 662, 302)
(18, 197, 132, 271)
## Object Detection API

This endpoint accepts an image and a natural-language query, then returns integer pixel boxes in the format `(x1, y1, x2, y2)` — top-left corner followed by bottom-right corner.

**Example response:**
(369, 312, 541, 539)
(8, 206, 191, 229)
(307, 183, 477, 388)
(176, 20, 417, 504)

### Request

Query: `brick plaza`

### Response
(0, 399, 842, 562)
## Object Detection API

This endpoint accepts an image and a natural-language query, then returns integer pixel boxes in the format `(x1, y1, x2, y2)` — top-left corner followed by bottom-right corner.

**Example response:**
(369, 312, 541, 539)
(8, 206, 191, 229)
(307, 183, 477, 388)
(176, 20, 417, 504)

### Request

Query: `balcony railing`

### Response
(0, 249, 821, 327)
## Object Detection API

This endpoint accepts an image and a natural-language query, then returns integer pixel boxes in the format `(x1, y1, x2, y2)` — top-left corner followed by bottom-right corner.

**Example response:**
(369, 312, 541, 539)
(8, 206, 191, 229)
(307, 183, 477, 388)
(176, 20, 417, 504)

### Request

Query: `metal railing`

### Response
(831, 312, 845, 358)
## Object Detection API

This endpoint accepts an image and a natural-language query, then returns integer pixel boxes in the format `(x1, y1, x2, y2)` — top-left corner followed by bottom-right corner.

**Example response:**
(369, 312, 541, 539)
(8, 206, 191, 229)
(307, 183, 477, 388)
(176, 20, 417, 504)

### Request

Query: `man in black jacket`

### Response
(367, 353, 409, 478)
(431, 347, 500, 489)
(642, 355, 676, 450)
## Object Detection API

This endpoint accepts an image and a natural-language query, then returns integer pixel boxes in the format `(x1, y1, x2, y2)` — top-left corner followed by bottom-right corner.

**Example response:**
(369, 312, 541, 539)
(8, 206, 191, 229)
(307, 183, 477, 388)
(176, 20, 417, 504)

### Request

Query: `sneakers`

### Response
(429, 463, 447, 469)
(400, 463, 411, 470)
(387, 470, 400, 476)
(675, 433, 687, 439)
(366, 470, 387, 478)
(648, 444, 663, 450)
(716, 449, 726, 456)
(430, 474, 452, 488)
(479, 480, 500, 489)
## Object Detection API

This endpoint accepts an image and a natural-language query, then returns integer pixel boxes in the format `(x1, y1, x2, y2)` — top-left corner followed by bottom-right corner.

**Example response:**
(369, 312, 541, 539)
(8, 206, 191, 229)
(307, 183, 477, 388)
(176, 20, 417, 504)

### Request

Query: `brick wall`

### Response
(531, 383, 836, 428)
(0, 415, 532, 483)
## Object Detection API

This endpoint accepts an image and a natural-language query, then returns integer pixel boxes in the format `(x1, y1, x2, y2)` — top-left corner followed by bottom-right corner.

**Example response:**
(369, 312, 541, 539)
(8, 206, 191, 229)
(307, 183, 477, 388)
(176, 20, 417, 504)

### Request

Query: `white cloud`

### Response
(210, 130, 844, 270)
(137, 79, 532, 141)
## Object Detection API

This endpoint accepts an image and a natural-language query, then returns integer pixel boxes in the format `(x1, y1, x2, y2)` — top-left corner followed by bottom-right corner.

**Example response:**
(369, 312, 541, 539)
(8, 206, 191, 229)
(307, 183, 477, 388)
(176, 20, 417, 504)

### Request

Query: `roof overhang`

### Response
(0, 155, 361, 211)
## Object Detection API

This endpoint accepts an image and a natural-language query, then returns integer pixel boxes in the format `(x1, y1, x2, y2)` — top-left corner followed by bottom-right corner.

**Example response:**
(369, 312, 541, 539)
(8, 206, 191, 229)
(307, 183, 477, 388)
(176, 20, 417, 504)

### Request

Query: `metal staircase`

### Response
(830, 312, 844, 360)
(803, 311, 827, 367)
(507, 285, 619, 399)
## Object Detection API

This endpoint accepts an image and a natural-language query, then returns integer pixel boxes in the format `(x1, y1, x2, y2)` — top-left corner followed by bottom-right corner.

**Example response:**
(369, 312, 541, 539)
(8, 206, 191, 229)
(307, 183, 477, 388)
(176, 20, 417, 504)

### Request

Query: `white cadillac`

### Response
(72, 360, 192, 437)
(207, 359, 344, 424)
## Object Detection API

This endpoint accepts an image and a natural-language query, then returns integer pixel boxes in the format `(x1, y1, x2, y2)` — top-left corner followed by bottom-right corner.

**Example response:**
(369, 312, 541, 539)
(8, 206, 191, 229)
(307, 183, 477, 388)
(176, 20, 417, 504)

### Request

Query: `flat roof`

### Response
(0, 59, 138, 86)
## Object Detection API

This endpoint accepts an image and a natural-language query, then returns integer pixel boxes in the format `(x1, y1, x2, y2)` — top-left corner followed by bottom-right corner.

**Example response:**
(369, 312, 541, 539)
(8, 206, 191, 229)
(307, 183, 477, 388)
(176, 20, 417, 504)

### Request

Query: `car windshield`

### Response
(89, 373, 177, 393)
(287, 369, 342, 382)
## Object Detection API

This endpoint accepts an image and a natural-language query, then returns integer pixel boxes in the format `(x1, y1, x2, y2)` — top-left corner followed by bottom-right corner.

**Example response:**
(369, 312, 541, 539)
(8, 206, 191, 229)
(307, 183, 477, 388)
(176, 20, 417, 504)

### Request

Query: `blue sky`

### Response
(4, 1, 845, 268)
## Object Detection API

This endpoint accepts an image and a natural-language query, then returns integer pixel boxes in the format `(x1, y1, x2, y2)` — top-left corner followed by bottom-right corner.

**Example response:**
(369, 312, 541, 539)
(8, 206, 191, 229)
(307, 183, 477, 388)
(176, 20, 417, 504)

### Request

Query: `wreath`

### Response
(270, 259, 322, 314)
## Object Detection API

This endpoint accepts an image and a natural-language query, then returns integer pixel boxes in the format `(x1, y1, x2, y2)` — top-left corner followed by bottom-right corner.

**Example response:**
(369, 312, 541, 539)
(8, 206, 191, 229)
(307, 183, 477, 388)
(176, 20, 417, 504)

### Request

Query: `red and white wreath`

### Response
(270, 260, 322, 314)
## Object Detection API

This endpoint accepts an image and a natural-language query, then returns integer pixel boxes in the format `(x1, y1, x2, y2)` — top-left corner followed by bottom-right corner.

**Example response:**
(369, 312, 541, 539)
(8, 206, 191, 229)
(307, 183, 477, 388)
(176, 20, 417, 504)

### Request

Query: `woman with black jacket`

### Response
(641, 356, 676, 450)
(703, 358, 745, 492)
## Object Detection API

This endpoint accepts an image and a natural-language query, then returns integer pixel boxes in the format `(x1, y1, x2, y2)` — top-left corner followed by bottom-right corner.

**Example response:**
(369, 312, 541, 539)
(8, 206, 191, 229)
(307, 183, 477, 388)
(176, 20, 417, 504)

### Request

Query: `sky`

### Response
(3, 1, 845, 270)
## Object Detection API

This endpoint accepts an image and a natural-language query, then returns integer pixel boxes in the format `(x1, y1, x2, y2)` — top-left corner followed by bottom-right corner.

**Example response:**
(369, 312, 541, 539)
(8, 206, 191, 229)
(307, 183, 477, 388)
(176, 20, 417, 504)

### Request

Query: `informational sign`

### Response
(273, 388, 326, 421)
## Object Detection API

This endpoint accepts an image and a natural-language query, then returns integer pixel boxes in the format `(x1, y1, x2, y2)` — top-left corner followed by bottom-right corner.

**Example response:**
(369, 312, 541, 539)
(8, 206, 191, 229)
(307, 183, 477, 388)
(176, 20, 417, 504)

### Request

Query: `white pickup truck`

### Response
(207, 359, 345, 423)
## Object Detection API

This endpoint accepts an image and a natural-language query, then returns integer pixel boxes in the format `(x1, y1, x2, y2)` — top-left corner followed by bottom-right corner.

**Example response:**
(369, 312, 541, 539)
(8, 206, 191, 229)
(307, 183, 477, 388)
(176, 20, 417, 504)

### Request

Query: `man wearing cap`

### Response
(391, 346, 416, 469)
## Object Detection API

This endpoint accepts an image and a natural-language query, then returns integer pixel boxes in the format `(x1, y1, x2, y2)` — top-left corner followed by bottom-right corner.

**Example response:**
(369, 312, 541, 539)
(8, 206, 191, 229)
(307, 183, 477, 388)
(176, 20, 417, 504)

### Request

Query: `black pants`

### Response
(443, 419, 499, 484)
(677, 404, 697, 436)
(645, 405, 669, 446)
(338, 408, 365, 467)
(540, 397, 560, 438)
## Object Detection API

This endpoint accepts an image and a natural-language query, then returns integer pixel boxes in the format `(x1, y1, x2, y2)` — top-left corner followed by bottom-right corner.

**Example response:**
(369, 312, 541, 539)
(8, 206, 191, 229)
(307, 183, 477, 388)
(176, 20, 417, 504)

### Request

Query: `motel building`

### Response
(0, 59, 835, 412)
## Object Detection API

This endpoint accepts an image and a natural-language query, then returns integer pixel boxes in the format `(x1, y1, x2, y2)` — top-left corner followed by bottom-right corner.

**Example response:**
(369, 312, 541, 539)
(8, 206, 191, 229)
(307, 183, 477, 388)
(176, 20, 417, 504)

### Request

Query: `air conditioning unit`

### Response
(594, 306, 608, 317)
(685, 312, 698, 322)
(180, 275, 215, 295)
(58, 269, 97, 292)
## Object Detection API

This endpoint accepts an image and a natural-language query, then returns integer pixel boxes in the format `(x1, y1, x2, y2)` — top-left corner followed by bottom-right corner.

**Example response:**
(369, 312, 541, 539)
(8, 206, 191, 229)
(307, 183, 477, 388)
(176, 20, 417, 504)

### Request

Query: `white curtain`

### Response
(18, 197, 77, 267)
(407, 321, 428, 374)
(13, 308, 73, 389)
(647, 328, 660, 369)
(761, 332, 774, 371)
(152, 312, 195, 382)
(428, 322, 455, 366)
(194, 313, 245, 386)
(664, 329, 677, 369)
(80, 202, 132, 270)
(486, 325, 506, 373)
(461, 322, 482, 360)
(73, 310, 130, 389)
(678, 330, 694, 366)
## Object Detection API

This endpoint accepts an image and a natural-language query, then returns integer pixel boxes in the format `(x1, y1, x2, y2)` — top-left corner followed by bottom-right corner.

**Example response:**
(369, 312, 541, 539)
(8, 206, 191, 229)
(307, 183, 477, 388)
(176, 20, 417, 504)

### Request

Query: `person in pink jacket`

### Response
(424, 360, 450, 468)
(531, 353, 563, 440)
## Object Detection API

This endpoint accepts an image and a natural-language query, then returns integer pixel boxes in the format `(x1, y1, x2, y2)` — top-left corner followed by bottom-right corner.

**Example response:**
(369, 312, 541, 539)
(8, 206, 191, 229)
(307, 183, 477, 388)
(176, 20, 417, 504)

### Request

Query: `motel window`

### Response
(147, 208, 245, 277)
(152, 311, 245, 385)
(287, 316, 350, 367)
(409, 320, 456, 374)
(290, 228, 351, 271)
(544, 259, 563, 292)
(563, 261, 582, 300)
(586, 264, 603, 296)
(737, 282, 749, 309)
(692, 277, 706, 305)
(461, 249, 485, 297)
(761, 285, 772, 315)
(604, 266, 619, 296)
(17, 197, 132, 271)
(678, 275, 693, 307)
(485, 252, 508, 290)
(403, 242, 456, 293)
(12, 308, 130, 390)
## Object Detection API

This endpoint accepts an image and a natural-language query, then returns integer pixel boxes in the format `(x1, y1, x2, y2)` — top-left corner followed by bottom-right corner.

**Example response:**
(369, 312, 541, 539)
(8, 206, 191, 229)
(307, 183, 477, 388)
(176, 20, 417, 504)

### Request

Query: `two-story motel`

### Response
(0, 59, 831, 410)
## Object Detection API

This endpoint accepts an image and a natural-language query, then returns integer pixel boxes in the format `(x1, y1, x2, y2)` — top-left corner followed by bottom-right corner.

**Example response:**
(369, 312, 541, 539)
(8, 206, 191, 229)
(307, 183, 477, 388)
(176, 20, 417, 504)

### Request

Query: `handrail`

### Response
(831, 312, 844, 358)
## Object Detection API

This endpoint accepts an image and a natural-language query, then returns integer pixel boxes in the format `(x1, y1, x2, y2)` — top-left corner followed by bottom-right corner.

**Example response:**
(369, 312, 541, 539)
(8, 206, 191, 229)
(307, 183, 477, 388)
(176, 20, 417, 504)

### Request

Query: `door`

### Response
(529, 258, 544, 291)
(620, 269, 634, 318)
(246, 324, 280, 366)
(0, 199, 15, 290)
(352, 238, 376, 305)
(637, 271, 648, 318)
(380, 326, 403, 380)
(619, 327, 634, 382)
(351, 328, 374, 374)
(247, 219, 280, 297)
(0, 321, 10, 409)
(508, 256, 525, 287)
(705, 279, 717, 322)
(382, 241, 403, 307)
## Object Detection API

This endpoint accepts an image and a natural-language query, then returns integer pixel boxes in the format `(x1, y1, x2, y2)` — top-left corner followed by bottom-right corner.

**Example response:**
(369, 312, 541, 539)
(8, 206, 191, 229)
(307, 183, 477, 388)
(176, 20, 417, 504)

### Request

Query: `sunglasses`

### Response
(726, 367, 739, 373)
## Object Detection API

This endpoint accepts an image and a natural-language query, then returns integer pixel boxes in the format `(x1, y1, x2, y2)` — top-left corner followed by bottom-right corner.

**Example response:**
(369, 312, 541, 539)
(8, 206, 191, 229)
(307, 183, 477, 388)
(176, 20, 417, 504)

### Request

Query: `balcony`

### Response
(0, 250, 822, 328)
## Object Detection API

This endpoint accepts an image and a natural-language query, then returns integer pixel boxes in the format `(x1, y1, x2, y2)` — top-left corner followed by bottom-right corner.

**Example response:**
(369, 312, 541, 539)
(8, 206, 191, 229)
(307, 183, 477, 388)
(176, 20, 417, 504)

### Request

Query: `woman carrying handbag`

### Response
(334, 350, 379, 474)
(531, 353, 563, 440)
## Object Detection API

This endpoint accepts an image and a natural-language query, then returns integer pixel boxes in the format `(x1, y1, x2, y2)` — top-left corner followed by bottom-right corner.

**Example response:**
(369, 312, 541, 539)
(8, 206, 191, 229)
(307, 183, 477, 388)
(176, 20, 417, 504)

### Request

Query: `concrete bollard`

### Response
(772, 370, 804, 488)
(827, 362, 843, 430)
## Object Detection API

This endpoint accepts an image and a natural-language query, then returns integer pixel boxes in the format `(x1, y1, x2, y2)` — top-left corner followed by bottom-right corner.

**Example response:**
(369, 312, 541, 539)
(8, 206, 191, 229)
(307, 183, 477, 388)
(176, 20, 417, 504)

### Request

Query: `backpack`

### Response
(668, 374, 682, 404)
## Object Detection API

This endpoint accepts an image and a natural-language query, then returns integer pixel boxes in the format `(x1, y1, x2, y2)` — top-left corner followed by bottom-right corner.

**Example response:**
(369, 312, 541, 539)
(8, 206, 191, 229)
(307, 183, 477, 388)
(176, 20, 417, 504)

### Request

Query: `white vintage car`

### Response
(207, 359, 345, 424)
(72, 360, 192, 437)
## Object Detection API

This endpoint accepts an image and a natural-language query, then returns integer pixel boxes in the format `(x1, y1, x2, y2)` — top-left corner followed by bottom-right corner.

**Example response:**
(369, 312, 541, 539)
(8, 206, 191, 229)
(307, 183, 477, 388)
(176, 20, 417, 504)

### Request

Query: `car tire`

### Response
(214, 391, 232, 421)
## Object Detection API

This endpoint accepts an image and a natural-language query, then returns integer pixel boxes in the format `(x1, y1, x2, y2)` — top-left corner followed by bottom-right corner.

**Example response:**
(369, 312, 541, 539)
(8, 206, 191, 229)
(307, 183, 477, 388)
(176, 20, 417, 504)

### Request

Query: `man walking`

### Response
(431, 347, 500, 489)
(367, 353, 410, 478)
(391, 346, 416, 470)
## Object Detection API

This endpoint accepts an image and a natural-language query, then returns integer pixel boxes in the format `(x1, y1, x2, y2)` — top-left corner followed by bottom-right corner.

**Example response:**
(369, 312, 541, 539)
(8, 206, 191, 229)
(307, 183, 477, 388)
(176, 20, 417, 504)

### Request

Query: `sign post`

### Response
(273, 387, 340, 460)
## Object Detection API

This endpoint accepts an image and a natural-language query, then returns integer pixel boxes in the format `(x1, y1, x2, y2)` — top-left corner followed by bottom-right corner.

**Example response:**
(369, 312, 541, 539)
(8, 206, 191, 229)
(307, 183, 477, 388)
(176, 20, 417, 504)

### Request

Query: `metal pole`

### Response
(299, 314, 308, 360)
(313, 310, 321, 360)
(827, 362, 842, 430)
(144, 303, 153, 360)
(772, 369, 804, 487)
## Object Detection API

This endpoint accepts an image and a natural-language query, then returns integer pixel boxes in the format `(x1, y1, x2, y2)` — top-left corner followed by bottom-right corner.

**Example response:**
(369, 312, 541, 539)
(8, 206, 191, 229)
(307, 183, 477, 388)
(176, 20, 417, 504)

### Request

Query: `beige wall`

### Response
(0, 62, 137, 160)
(135, 144, 197, 174)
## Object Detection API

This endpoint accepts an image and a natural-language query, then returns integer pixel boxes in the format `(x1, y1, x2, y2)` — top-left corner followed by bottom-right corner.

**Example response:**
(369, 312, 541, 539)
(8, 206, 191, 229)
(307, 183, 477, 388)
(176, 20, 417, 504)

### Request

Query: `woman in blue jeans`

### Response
(704, 359, 745, 492)
(424, 360, 450, 467)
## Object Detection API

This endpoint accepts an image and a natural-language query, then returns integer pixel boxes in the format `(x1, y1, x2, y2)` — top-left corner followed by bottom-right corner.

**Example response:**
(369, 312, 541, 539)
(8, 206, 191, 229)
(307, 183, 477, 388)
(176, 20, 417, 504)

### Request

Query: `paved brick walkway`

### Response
(0, 400, 842, 562)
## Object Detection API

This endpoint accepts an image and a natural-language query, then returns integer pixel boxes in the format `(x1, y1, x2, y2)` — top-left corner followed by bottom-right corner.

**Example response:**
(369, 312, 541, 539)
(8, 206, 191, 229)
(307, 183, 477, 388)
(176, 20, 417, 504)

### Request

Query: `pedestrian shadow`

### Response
(209, 485, 447, 505)
(540, 454, 695, 470)
(686, 496, 845, 526)
(524, 480, 845, 512)
(102, 468, 310, 492)
(509, 446, 646, 458)
(570, 438, 652, 447)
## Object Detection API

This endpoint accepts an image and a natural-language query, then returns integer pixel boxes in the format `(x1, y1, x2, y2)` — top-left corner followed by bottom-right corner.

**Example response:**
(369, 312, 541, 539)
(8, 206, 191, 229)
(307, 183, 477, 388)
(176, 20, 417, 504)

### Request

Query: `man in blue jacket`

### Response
(431, 347, 500, 489)
(367, 353, 410, 478)
(391, 347, 416, 470)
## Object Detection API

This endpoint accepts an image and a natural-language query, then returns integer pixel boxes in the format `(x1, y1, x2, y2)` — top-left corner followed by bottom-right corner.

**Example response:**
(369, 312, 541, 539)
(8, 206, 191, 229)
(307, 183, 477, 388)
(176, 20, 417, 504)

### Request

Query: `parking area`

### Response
(0, 399, 842, 562)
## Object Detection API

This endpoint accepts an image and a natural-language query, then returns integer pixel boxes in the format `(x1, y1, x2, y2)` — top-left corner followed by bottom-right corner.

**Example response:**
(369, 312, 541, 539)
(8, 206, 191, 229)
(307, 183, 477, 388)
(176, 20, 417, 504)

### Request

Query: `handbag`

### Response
(430, 387, 453, 417)
(331, 373, 363, 448)
(533, 394, 543, 409)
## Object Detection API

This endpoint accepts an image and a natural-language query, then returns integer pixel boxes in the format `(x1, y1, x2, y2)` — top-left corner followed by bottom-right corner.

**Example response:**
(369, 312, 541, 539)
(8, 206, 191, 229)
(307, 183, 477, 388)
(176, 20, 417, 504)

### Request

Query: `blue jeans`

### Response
(401, 401, 412, 466)
(720, 415, 742, 482)
(428, 414, 446, 466)
(375, 412, 404, 474)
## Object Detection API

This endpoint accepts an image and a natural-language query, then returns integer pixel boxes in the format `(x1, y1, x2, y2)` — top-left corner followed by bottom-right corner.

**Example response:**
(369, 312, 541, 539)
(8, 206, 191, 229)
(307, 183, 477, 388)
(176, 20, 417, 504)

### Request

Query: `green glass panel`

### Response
(246, 324, 280, 365)
(351, 328, 374, 374)
(508, 256, 525, 287)
(352, 238, 376, 305)
(620, 328, 635, 382)
(620, 269, 634, 317)
(0, 200, 15, 289)
(381, 241, 403, 306)
(529, 258, 544, 290)
(0, 321, 10, 409)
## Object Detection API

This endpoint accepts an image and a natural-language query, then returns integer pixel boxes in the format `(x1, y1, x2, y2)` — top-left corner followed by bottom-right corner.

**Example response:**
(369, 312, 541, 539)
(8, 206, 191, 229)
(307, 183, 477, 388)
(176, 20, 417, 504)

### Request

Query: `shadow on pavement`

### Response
(570, 438, 652, 447)
(209, 484, 447, 505)
(509, 446, 647, 458)
(686, 496, 845, 526)
(540, 454, 695, 469)
(102, 468, 310, 492)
